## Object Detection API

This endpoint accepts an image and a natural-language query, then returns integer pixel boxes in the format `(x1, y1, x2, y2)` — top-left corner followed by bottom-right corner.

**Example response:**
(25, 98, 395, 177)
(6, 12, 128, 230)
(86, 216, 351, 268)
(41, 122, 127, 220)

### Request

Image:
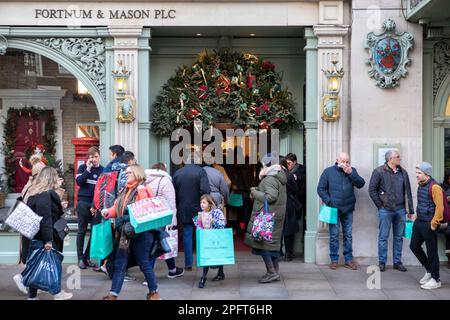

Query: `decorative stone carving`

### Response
(433, 40, 450, 101)
(0, 35, 7, 55)
(33, 37, 106, 98)
(365, 19, 414, 89)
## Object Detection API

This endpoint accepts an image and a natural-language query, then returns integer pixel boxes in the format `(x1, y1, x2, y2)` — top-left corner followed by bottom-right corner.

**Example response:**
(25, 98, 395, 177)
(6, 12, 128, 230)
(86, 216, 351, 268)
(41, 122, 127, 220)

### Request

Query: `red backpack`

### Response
(93, 171, 119, 210)
(428, 181, 450, 223)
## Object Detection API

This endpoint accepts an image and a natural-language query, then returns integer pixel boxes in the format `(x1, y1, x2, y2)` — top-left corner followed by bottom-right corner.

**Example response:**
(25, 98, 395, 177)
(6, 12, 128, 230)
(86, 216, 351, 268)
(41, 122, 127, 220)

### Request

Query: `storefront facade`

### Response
(0, 0, 447, 266)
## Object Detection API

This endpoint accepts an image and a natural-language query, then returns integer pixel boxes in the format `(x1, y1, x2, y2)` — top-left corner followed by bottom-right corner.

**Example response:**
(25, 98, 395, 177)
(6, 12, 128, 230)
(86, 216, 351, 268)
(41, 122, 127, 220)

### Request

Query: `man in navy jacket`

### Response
(76, 146, 104, 269)
(317, 152, 365, 270)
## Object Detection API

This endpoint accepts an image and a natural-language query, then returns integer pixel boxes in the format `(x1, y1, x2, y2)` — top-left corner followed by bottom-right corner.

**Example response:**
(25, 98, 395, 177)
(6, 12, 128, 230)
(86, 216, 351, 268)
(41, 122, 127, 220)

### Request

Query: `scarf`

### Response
(115, 180, 139, 217)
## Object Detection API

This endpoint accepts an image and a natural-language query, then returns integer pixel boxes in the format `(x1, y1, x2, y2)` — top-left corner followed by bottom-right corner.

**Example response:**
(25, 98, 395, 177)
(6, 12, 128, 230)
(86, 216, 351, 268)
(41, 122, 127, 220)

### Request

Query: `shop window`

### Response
(76, 123, 99, 139)
(24, 52, 43, 77)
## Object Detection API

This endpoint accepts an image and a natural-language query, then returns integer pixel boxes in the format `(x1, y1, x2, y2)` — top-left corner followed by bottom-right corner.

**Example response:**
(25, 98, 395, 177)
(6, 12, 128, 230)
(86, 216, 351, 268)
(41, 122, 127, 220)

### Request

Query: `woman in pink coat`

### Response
(144, 163, 184, 280)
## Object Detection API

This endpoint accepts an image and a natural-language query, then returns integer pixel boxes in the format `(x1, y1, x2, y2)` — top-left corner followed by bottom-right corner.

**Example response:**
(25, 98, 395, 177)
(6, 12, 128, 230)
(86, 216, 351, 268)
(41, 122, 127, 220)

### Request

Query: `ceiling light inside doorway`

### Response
(249, 33, 256, 37)
(196, 33, 202, 36)
(77, 80, 89, 95)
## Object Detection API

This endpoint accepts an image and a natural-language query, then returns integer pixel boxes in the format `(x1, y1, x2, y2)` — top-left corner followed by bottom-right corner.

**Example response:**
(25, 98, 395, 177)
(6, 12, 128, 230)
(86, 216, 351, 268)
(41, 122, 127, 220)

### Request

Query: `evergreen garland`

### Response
(1, 107, 60, 192)
(151, 50, 300, 137)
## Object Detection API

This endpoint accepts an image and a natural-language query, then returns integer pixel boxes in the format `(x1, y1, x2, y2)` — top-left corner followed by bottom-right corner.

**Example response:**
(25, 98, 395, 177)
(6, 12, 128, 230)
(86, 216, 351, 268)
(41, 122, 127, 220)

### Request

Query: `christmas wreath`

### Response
(1, 107, 60, 192)
(151, 50, 300, 137)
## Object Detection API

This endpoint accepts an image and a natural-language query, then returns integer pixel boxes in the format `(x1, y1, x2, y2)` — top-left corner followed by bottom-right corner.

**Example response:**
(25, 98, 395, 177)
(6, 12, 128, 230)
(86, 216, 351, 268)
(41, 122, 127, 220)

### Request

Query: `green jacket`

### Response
(245, 168, 287, 252)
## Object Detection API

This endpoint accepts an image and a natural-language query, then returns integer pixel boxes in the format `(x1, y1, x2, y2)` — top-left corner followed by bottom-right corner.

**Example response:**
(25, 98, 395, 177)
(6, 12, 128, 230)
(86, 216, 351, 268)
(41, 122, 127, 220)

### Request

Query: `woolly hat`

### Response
(261, 151, 279, 167)
(416, 162, 433, 177)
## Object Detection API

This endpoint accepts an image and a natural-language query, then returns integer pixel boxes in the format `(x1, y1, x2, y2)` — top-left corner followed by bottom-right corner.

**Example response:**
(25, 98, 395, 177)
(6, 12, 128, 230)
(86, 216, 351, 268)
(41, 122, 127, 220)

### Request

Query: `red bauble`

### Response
(259, 121, 269, 129)
(262, 60, 275, 70)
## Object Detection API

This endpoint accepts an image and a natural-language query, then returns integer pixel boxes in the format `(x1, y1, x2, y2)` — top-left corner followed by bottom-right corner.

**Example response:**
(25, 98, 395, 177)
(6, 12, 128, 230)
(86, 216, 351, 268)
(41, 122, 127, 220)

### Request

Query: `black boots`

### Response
(446, 253, 450, 269)
(212, 267, 225, 281)
(198, 277, 207, 288)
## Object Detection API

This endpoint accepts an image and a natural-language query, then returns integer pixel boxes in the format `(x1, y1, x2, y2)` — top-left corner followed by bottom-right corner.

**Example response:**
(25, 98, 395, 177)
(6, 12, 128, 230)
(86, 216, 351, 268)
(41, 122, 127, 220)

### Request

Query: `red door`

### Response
(14, 112, 50, 193)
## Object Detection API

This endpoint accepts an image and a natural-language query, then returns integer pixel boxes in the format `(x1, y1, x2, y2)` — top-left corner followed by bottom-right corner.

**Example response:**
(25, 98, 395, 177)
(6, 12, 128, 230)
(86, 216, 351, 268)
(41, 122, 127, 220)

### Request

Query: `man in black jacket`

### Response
(369, 150, 414, 272)
(317, 152, 365, 270)
(76, 146, 104, 269)
(173, 152, 211, 270)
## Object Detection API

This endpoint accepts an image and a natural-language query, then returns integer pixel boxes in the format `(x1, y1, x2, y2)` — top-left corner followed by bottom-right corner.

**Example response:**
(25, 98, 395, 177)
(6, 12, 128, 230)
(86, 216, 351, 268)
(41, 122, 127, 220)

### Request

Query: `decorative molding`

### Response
(433, 39, 450, 101)
(0, 35, 7, 55)
(319, 1, 343, 25)
(31, 37, 106, 99)
(313, 25, 349, 49)
(365, 19, 414, 89)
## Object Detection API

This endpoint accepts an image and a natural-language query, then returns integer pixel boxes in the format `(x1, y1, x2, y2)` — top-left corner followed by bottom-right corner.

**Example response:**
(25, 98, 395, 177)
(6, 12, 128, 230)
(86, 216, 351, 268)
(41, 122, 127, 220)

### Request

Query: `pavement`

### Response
(1, 252, 450, 300)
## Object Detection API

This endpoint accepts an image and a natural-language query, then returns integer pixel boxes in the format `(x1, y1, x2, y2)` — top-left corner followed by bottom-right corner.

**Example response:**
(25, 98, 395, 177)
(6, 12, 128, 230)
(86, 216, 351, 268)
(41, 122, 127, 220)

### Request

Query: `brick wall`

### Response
(0, 51, 99, 204)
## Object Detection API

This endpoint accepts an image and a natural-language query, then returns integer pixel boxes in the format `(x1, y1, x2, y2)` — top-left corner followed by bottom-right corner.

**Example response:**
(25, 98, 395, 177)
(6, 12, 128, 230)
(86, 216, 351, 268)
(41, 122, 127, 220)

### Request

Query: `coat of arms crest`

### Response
(365, 19, 414, 89)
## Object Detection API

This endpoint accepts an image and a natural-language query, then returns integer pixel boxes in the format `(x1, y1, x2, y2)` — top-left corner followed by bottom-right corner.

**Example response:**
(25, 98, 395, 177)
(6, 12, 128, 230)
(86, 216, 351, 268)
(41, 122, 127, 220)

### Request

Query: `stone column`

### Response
(303, 28, 319, 263)
(108, 26, 143, 158)
(311, 0, 349, 264)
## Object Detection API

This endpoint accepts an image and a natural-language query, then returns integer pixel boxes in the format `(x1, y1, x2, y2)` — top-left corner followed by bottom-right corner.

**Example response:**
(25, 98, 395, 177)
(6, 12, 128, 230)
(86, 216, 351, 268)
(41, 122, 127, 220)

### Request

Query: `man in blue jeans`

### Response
(369, 150, 414, 272)
(317, 152, 365, 270)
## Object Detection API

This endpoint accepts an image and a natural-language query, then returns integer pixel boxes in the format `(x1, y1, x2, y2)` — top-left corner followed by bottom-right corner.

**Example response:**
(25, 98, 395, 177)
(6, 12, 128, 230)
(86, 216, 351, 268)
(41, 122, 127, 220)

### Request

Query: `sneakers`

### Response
(13, 274, 28, 295)
(147, 291, 162, 300)
(124, 273, 136, 282)
(419, 272, 432, 285)
(258, 272, 280, 283)
(168, 267, 185, 279)
(53, 290, 73, 300)
(421, 278, 441, 290)
(27, 297, 39, 300)
(142, 281, 148, 286)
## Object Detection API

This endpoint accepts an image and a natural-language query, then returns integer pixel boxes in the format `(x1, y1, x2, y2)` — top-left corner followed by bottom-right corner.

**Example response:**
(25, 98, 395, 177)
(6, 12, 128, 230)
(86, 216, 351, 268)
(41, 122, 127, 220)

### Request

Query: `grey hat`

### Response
(261, 152, 279, 167)
(416, 162, 433, 177)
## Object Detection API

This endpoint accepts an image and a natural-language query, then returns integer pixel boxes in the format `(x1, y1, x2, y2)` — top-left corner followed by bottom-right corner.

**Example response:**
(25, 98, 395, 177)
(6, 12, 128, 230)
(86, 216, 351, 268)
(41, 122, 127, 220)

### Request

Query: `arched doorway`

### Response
(0, 48, 100, 206)
(432, 72, 450, 180)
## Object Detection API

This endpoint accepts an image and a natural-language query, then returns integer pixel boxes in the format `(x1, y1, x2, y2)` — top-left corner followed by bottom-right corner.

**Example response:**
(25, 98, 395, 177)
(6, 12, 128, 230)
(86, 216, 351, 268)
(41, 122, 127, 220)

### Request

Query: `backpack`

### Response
(93, 171, 119, 210)
(428, 181, 450, 223)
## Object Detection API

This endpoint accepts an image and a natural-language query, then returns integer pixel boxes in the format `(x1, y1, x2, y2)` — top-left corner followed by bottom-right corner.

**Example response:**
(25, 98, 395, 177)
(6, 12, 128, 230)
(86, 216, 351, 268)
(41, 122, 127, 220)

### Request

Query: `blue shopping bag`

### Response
(22, 247, 63, 295)
(404, 220, 414, 239)
(196, 228, 235, 267)
(90, 219, 113, 261)
(319, 205, 338, 224)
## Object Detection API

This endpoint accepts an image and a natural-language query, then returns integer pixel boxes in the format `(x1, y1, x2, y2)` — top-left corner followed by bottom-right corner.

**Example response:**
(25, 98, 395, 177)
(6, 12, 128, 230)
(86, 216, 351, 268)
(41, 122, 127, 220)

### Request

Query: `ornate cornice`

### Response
(433, 39, 450, 101)
(32, 37, 106, 99)
(0, 35, 7, 55)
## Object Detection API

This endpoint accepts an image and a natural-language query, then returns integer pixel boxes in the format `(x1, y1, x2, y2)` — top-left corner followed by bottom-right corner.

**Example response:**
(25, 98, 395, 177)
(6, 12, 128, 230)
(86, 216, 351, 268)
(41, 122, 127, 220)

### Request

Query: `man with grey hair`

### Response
(369, 149, 414, 272)
(317, 152, 365, 270)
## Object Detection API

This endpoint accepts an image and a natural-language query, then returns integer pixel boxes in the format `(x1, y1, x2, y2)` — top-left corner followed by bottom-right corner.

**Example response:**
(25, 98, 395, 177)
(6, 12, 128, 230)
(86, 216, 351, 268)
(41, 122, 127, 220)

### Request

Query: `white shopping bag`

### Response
(158, 228, 178, 260)
(5, 201, 42, 239)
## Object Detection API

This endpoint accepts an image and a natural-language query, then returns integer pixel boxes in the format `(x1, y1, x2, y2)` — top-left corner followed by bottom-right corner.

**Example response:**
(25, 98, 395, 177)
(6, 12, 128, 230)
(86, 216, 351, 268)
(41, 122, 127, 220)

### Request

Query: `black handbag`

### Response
(53, 217, 69, 240)
(149, 229, 171, 259)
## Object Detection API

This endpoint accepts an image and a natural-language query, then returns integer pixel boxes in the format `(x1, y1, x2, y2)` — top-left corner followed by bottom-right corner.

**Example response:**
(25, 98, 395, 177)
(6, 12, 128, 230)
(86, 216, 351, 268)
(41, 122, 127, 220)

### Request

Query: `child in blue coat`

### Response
(194, 194, 226, 288)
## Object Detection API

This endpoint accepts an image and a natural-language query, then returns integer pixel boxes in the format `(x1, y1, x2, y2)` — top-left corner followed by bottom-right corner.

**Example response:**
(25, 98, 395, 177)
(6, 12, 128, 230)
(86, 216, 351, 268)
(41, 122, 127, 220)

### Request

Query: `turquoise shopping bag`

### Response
(228, 193, 243, 207)
(90, 219, 113, 261)
(196, 228, 235, 267)
(404, 220, 414, 239)
(319, 205, 338, 224)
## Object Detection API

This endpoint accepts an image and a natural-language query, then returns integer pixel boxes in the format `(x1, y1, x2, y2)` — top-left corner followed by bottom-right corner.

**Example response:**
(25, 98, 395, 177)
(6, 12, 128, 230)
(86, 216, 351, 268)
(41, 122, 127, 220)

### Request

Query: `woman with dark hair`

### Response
(279, 156, 300, 261)
(441, 168, 450, 269)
